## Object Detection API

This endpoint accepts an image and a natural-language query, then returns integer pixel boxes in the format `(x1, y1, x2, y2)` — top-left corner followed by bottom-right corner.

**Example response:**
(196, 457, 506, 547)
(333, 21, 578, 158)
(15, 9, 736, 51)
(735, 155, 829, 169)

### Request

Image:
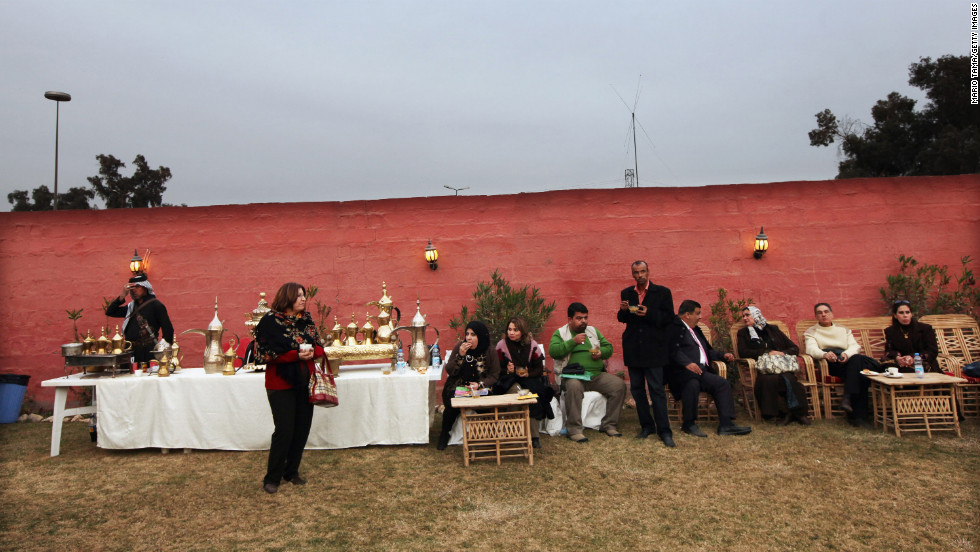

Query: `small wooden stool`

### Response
(450, 394, 533, 466)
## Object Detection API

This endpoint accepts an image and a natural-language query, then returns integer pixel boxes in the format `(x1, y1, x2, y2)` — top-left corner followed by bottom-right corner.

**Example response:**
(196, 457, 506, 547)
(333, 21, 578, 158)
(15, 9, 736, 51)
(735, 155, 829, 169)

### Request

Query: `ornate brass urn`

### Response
(182, 298, 239, 374)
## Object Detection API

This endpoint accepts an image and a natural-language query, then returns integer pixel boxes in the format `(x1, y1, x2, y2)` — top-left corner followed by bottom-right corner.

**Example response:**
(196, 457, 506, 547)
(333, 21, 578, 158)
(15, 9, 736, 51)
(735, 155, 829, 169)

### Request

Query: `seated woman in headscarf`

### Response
(436, 320, 501, 450)
(492, 317, 555, 449)
(737, 306, 812, 425)
(883, 299, 940, 373)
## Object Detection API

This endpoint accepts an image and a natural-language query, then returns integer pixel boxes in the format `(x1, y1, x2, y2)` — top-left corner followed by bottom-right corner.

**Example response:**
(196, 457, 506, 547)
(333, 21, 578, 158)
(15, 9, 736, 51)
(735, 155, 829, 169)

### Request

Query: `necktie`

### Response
(689, 327, 708, 365)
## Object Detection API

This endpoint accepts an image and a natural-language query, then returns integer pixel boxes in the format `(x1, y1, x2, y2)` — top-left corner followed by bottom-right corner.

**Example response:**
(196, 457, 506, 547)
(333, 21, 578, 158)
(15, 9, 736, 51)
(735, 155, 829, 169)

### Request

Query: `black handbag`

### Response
(561, 363, 585, 376)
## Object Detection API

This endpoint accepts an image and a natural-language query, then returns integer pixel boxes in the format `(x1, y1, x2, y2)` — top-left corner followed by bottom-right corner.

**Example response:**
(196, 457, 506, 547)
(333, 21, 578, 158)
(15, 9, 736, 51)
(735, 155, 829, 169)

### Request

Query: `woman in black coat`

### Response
(883, 300, 940, 372)
(737, 306, 811, 425)
(436, 321, 501, 450)
(493, 317, 555, 449)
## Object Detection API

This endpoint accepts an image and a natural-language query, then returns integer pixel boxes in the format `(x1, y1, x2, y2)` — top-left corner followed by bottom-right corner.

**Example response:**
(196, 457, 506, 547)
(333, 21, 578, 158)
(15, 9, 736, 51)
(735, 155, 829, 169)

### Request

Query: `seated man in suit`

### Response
(549, 302, 626, 443)
(667, 300, 751, 437)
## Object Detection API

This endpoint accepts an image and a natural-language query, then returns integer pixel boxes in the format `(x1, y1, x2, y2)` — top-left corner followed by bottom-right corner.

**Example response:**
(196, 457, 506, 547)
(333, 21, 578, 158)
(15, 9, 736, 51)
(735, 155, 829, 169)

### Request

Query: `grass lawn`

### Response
(1, 412, 977, 551)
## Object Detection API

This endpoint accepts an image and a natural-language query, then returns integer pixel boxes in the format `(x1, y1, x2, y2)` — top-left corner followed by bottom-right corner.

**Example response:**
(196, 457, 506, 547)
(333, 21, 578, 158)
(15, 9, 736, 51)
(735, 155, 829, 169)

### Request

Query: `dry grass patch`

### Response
(1, 414, 977, 551)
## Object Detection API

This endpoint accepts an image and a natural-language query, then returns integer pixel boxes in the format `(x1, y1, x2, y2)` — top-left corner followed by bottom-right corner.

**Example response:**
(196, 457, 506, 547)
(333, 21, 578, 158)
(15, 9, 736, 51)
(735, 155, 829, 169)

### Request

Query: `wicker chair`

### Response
(795, 317, 891, 419)
(920, 314, 980, 418)
(729, 321, 820, 421)
(666, 323, 727, 424)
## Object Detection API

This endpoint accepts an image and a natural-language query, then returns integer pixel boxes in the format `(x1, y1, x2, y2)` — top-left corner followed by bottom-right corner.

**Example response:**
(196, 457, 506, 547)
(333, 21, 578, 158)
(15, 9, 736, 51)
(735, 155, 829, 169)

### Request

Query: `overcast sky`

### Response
(0, 1, 969, 210)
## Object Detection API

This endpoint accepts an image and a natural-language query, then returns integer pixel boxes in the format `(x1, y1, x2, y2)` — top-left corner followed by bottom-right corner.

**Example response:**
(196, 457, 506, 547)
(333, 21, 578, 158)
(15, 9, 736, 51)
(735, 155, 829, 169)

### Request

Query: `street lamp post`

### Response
(44, 91, 71, 210)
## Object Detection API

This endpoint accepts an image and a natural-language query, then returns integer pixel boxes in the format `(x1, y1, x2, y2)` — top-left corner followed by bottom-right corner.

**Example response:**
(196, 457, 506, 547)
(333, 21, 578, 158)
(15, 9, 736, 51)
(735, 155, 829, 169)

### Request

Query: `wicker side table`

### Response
(450, 393, 533, 466)
(867, 372, 965, 437)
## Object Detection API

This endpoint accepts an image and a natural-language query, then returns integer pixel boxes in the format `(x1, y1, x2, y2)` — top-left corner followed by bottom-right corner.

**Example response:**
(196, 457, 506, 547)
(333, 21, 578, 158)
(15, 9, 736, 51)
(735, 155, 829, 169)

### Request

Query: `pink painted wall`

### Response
(1, 174, 977, 407)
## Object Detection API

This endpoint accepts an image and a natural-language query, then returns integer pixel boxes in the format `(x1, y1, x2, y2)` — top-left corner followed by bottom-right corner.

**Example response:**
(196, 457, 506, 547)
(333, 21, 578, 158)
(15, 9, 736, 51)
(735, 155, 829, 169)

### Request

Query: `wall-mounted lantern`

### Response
(424, 240, 439, 270)
(753, 228, 769, 259)
(129, 249, 147, 275)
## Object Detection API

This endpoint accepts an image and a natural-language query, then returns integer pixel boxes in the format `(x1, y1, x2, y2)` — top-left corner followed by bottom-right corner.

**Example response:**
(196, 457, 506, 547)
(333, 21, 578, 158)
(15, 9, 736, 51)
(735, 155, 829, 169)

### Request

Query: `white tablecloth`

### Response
(96, 367, 429, 450)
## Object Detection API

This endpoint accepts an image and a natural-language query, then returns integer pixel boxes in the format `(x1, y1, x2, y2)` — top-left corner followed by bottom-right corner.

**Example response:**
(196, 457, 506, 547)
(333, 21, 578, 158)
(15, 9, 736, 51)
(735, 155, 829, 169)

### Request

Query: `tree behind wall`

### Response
(809, 55, 979, 178)
(7, 185, 95, 211)
(7, 153, 173, 210)
(87, 154, 172, 208)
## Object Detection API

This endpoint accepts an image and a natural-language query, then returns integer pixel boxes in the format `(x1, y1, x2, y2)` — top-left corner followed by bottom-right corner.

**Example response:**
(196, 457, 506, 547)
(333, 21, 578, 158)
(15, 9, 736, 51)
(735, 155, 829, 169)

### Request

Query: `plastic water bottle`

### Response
(914, 353, 924, 378)
(396, 348, 407, 374)
(431, 343, 441, 368)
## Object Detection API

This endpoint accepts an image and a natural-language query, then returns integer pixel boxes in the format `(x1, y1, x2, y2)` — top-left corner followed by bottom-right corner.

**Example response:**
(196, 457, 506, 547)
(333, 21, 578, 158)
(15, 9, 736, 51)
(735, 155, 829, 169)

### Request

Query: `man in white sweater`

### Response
(803, 303, 875, 428)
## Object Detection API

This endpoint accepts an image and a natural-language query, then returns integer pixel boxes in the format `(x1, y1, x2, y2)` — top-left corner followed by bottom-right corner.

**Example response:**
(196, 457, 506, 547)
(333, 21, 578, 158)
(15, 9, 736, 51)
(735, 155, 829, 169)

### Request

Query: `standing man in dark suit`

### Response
(667, 300, 751, 437)
(617, 260, 676, 447)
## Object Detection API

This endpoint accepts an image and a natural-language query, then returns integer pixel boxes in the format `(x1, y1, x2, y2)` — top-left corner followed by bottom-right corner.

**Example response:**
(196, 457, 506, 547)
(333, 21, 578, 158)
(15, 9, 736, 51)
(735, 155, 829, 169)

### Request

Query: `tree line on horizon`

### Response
(7, 153, 176, 211)
(809, 54, 978, 178)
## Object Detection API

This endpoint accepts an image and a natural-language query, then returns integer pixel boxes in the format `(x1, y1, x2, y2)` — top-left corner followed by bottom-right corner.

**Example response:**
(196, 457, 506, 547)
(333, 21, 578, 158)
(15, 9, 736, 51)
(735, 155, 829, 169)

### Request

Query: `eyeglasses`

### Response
(893, 299, 911, 306)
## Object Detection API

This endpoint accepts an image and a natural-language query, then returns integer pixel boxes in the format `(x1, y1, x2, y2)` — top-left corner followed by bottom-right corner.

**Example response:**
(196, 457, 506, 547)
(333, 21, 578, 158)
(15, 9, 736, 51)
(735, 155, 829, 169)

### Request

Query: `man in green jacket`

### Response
(549, 302, 626, 443)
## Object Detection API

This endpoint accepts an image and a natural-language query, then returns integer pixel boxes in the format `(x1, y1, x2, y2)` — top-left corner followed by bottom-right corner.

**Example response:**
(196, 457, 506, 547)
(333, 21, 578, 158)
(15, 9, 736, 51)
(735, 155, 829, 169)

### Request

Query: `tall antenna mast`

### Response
(632, 111, 639, 187)
(612, 75, 643, 188)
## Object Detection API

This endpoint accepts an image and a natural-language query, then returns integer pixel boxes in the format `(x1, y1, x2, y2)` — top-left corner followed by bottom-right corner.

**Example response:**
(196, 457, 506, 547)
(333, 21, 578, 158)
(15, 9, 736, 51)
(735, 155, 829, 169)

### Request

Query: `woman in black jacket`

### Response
(883, 300, 940, 372)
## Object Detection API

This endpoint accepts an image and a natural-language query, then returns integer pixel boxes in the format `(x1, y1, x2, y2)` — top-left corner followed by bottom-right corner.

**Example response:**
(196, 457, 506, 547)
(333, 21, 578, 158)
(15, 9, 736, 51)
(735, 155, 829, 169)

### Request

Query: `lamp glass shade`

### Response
(753, 227, 769, 259)
(424, 241, 438, 263)
(129, 250, 144, 275)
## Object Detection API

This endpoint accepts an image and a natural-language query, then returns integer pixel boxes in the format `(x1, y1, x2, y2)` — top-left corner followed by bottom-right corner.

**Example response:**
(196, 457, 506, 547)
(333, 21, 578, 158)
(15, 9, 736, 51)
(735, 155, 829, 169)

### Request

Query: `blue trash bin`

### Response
(0, 374, 30, 423)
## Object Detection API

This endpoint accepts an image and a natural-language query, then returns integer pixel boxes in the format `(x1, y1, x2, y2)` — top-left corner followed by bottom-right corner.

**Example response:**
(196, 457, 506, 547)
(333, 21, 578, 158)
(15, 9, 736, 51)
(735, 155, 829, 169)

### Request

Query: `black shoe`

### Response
(531, 437, 541, 449)
(681, 424, 707, 438)
(796, 415, 813, 426)
(285, 475, 306, 486)
(436, 434, 449, 450)
(717, 424, 752, 436)
(661, 435, 676, 448)
(635, 428, 654, 439)
(778, 413, 793, 426)
(840, 395, 853, 413)
(263, 483, 279, 494)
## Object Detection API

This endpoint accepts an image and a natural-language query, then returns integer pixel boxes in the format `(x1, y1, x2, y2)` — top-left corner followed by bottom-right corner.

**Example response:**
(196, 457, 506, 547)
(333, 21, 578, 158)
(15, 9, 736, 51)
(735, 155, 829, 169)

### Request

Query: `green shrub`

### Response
(707, 287, 753, 352)
(448, 270, 557, 343)
(879, 255, 980, 319)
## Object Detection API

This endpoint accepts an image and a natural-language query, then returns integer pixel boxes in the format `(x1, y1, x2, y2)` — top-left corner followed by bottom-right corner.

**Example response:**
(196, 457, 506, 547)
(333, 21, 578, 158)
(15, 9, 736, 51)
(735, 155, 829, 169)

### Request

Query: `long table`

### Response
(42, 364, 431, 455)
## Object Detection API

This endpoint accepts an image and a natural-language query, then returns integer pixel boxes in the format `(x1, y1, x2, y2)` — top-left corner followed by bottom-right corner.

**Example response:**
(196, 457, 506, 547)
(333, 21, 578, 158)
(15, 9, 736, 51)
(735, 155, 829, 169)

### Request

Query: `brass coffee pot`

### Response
(110, 325, 133, 355)
(367, 282, 401, 344)
(182, 298, 239, 374)
(330, 316, 345, 347)
(170, 338, 183, 373)
(82, 330, 95, 355)
(394, 298, 440, 372)
(96, 327, 111, 355)
(345, 314, 359, 345)
(222, 338, 239, 376)
(360, 314, 375, 346)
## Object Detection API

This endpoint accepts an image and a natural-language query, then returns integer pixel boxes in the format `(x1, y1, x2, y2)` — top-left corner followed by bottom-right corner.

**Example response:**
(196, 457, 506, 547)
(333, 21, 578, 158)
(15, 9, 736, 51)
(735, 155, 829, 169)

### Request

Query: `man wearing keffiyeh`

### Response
(105, 273, 174, 365)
